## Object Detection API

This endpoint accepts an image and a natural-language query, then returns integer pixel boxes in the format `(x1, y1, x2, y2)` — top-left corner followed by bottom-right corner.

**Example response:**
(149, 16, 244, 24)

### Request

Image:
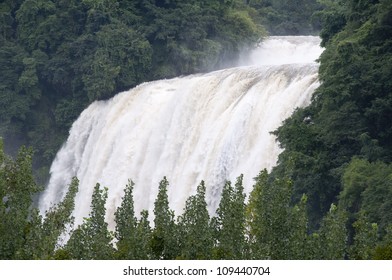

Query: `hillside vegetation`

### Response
(274, 0, 392, 230)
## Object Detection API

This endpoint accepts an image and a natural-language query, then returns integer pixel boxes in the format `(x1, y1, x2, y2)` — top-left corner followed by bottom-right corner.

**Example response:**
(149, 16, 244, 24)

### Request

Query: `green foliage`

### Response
(288, 194, 311, 259)
(133, 210, 153, 260)
(66, 183, 114, 259)
(0, 140, 78, 259)
(340, 158, 392, 232)
(315, 0, 347, 46)
(114, 179, 151, 259)
(1, 144, 390, 260)
(349, 213, 378, 260)
(178, 181, 213, 260)
(80, 22, 152, 101)
(317, 204, 348, 259)
(0, 141, 40, 259)
(248, 0, 322, 35)
(374, 225, 392, 260)
(150, 177, 178, 259)
(213, 175, 246, 259)
(114, 180, 137, 258)
(0, 42, 39, 139)
(17, 177, 78, 259)
(273, 0, 392, 231)
(245, 169, 268, 258)
(246, 170, 312, 259)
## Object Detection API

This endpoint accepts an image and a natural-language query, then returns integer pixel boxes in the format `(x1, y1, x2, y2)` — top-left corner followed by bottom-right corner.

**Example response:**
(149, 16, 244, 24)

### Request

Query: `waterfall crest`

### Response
(39, 36, 323, 228)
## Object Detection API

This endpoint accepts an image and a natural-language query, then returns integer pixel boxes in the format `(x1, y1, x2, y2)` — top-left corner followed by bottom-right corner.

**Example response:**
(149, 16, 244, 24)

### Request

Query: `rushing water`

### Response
(39, 36, 323, 228)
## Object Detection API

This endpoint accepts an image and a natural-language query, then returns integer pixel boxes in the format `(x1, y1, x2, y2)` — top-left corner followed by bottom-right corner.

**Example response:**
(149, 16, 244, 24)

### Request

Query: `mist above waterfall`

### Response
(39, 36, 323, 228)
(240, 36, 323, 66)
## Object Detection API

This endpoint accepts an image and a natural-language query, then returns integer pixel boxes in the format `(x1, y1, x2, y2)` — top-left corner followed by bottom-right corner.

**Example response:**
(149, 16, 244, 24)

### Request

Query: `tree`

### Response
(80, 22, 152, 101)
(261, 176, 295, 259)
(0, 140, 40, 259)
(178, 181, 213, 259)
(0, 42, 36, 141)
(349, 213, 378, 260)
(374, 224, 392, 260)
(318, 204, 348, 259)
(340, 158, 392, 233)
(65, 183, 114, 259)
(246, 170, 288, 259)
(1, 140, 78, 259)
(150, 177, 178, 259)
(273, 0, 392, 231)
(288, 194, 310, 259)
(20, 177, 78, 259)
(245, 169, 268, 259)
(133, 210, 153, 259)
(15, 0, 56, 52)
(114, 180, 138, 259)
(113, 179, 153, 260)
(213, 175, 246, 259)
(246, 169, 311, 259)
(248, 0, 322, 35)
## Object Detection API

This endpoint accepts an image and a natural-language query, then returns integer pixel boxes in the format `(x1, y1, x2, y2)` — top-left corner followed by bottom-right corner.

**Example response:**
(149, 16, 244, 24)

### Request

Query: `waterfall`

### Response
(39, 36, 323, 228)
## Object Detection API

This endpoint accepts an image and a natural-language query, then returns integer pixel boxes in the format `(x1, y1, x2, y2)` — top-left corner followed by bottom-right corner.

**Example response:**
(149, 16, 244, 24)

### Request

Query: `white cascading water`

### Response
(39, 36, 323, 229)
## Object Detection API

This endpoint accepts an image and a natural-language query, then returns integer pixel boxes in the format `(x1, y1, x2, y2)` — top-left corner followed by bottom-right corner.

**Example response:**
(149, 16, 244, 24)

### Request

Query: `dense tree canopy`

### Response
(247, 0, 322, 35)
(2, 142, 391, 259)
(273, 0, 392, 228)
(0, 139, 78, 259)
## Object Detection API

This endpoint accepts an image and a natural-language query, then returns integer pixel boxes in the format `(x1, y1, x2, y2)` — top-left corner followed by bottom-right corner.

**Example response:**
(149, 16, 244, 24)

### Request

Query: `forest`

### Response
(1, 0, 392, 259)
(1, 140, 391, 260)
